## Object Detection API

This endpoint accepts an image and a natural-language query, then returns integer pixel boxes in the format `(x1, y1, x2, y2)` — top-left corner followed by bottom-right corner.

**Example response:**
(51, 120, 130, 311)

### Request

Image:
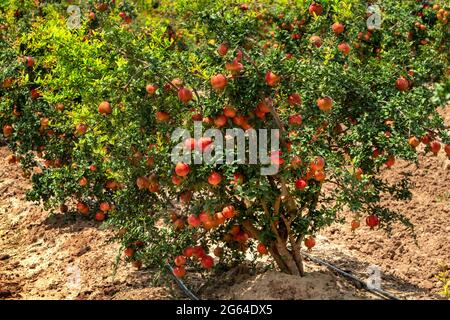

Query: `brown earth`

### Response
(0, 107, 448, 300)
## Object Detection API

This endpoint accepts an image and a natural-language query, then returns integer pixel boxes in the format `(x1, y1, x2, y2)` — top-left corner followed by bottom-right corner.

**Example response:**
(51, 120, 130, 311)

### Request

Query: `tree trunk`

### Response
(242, 219, 305, 276)
(270, 239, 304, 276)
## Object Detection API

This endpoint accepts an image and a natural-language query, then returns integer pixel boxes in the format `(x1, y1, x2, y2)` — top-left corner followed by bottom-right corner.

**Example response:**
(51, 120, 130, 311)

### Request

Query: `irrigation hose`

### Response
(165, 264, 200, 300)
(302, 252, 401, 300)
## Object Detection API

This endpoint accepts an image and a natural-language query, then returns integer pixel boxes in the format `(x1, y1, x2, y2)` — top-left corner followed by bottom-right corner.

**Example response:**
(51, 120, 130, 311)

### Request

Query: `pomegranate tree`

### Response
(0, 0, 449, 277)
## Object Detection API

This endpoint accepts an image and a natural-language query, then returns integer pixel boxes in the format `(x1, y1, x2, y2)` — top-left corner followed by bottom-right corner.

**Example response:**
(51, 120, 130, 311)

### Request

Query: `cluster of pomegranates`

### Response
(172, 205, 236, 232)
(409, 134, 448, 156)
(172, 246, 214, 278)
(75, 200, 112, 222)
(293, 156, 326, 190)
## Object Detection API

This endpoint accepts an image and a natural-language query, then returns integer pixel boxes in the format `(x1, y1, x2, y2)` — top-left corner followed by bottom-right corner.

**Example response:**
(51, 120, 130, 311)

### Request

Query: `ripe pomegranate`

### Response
(210, 74, 227, 90)
(288, 93, 301, 106)
(136, 176, 150, 190)
(172, 175, 182, 185)
(30, 88, 40, 99)
(257, 100, 271, 113)
(208, 171, 222, 185)
(146, 84, 157, 95)
(201, 255, 214, 269)
(155, 111, 170, 122)
(351, 220, 360, 231)
(76, 202, 89, 215)
(175, 162, 190, 177)
(98, 101, 111, 114)
(79, 177, 88, 187)
(235, 231, 249, 242)
(408, 136, 420, 148)
(193, 246, 206, 259)
(396, 77, 409, 91)
(430, 140, 441, 155)
(310, 156, 325, 171)
(317, 96, 333, 112)
(295, 178, 307, 190)
(2, 77, 13, 88)
(270, 150, 285, 165)
(385, 155, 395, 168)
(421, 134, 431, 145)
(225, 59, 243, 73)
(3, 125, 13, 137)
(187, 214, 201, 228)
(89, 11, 96, 20)
(183, 247, 195, 258)
(366, 215, 379, 229)
(178, 87, 193, 104)
(232, 115, 246, 126)
(222, 205, 235, 219)
(218, 43, 228, 56)
(354, 168, 363, 181)
(314, 170, 326, 182)
(56, 103, 65, 111)
(338, 42, 351, 55)
(198, 211, 212, 224)
(26, 56, 34, 67)
(232, 172, 244, 185)
(445, 144, 450, 156)
(96, 3, 108, 12)
(99, 202, 111, 212)
(174, 218, 185, 230)
(105, 180, 119, 190)
(173, 266, 186, 278)
(124, 247, 135, 257)
(214, 114, 228, 127)
(148, 182, 159, 193)
(304, 236, 316, 250)
(265, 71, 281, 86)
(174, 255, 186, 266)
(288, 114, 302, 126)
(310, 35, 322, 47)
(332, 22, 345, 34)
(372, 148, 381, 159)
(95, 211, 106, 221)
(257, 243, 268, 255)
(223, 105, 236, 118)
(309, 3, 323, 15)
(184, 138, 196, 150)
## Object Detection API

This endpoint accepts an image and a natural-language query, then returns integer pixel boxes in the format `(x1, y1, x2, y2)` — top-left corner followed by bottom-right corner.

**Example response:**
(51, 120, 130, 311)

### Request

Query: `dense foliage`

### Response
(1, 0, 449, 276)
